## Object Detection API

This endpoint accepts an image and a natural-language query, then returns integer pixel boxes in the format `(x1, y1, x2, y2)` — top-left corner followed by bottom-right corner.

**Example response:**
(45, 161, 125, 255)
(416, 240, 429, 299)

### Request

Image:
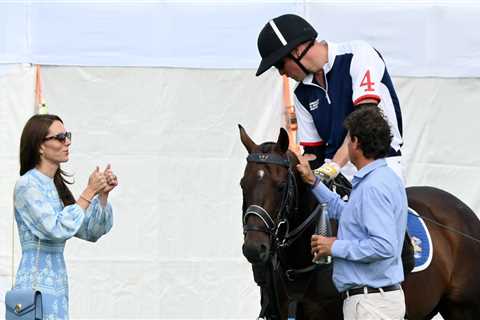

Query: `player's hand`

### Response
(313, 162, 341, 182)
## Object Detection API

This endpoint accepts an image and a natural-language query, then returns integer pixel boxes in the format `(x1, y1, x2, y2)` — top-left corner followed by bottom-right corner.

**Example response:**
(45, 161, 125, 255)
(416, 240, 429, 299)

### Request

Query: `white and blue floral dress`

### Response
(13, 168, 113, 320)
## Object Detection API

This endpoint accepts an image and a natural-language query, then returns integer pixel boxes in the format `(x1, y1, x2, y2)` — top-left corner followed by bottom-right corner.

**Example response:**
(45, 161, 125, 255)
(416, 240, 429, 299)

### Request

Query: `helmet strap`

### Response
(290, 40, 315, 76)
(292, 57, 311, 75)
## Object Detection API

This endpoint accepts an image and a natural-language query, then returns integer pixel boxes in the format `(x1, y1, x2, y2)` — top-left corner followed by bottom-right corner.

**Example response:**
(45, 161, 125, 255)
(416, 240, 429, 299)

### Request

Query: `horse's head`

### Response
(239, 125, 299, 265)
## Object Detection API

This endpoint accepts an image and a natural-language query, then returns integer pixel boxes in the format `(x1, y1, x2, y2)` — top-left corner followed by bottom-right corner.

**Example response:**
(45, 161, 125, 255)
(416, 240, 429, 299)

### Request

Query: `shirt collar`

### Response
(352, 158, 387, 188)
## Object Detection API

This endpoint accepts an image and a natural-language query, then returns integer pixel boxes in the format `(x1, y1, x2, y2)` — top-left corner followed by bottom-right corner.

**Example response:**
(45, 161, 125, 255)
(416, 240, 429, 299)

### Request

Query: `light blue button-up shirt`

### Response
(311, 159, 407, 292)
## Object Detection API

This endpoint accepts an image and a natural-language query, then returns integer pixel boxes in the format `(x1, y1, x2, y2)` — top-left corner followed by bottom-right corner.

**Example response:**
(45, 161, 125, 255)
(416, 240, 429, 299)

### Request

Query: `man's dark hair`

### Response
(344, 106, 392, 159)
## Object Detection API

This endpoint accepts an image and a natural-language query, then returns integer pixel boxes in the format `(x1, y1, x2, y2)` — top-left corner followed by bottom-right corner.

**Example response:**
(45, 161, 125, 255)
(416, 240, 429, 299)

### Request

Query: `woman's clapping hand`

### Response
(101, 164, 118, 194)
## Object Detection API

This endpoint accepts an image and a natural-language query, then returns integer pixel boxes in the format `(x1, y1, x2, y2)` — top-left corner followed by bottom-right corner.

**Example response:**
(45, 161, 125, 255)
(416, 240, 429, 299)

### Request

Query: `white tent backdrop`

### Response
(1, 1, 480, 319)
(0, 65, 285, 319)
(2, 64, 479, 319)
(42, 66, 284, 319)
(1, 1, 480, 77)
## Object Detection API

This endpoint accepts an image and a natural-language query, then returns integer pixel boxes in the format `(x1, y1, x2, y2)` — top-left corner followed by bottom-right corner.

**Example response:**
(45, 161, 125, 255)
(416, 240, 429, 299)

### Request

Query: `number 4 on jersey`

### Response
(360, 70, 375, 92)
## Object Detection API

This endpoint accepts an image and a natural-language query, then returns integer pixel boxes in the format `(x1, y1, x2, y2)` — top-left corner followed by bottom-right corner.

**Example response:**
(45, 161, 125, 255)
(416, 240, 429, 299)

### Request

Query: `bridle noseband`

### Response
(242, 152, 299, 246)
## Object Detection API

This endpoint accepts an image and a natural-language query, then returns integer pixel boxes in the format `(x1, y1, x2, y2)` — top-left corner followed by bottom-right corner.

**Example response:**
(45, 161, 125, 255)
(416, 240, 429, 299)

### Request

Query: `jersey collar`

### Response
(324, 40, 336, 74)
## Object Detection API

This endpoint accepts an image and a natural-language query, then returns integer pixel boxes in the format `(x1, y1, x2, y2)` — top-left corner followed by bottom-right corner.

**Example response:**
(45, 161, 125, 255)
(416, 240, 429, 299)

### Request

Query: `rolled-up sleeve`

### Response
(75, 196, 113, 242)
(15, 182, 85, 241)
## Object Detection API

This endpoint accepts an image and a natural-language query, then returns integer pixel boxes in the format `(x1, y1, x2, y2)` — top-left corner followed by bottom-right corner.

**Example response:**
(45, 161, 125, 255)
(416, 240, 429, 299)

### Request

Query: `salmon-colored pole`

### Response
(282, 75, 300, 154)
(35, 65, 48, 114)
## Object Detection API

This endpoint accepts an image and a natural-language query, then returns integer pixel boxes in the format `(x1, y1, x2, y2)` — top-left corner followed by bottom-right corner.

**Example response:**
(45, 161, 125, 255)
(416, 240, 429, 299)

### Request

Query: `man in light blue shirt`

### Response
(297, 106, 408, 319)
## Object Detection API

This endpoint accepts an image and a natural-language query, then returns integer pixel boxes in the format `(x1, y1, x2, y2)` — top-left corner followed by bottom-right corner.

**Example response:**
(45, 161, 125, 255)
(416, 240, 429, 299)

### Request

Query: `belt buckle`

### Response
(341, 289, 351, 300)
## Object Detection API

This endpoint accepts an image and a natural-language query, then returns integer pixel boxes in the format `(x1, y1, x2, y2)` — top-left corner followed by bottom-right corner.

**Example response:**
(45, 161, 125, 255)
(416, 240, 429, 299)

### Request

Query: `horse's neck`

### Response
(282, 177, 318, 265)
(297, 177, 318, 220)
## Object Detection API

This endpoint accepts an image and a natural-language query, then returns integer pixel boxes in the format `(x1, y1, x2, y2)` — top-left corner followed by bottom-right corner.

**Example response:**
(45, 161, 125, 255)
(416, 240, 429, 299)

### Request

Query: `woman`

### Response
(13, 114, 117, 319)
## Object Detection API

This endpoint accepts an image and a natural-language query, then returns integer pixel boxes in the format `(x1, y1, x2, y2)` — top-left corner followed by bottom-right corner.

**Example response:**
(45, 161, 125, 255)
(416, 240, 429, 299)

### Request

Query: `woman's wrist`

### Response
(78, 191, 94, 210)
(82, 188, 95, 200)
(79, 194, 92, 204)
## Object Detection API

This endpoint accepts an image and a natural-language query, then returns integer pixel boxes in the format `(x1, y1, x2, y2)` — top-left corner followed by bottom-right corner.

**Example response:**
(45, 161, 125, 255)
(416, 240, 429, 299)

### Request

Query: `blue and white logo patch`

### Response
(309, 99, 319, 111)
(407, 208, 433, 272)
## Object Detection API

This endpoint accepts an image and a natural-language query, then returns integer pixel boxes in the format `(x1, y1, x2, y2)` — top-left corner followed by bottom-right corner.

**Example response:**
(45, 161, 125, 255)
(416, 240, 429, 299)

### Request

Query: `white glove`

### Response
(313, 161, 341, 181)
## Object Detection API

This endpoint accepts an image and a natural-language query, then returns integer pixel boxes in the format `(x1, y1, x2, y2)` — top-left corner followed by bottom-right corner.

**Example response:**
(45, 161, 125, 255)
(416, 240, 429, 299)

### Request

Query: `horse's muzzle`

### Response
(242, 242, 270, 264)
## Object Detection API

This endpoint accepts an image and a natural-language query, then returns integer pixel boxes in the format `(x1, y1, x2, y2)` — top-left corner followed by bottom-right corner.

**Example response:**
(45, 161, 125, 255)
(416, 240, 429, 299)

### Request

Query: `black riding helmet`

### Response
(256, 14, 318, 76)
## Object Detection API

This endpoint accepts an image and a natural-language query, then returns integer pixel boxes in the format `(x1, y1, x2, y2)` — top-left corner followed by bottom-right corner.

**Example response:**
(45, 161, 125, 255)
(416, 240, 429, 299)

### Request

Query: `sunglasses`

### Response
(44, 131, 72, 143)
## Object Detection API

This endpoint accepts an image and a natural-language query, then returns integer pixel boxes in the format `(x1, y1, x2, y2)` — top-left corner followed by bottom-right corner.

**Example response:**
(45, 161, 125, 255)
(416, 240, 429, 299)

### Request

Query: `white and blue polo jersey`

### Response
(294, 40, 403, 159)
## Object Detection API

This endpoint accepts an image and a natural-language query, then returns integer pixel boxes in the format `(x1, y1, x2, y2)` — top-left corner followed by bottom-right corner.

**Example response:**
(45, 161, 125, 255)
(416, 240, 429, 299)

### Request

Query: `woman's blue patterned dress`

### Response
(13, 168, 113, 320)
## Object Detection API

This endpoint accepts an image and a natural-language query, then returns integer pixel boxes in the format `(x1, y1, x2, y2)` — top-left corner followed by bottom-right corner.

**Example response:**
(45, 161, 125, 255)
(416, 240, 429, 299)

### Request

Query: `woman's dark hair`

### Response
(20, 114, 75, 206)
(344, 106, 392, 159)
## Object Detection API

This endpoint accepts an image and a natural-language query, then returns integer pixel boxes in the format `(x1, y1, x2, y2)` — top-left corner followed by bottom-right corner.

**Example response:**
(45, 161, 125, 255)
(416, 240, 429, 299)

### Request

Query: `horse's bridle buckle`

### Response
(275, 219, 289, 247)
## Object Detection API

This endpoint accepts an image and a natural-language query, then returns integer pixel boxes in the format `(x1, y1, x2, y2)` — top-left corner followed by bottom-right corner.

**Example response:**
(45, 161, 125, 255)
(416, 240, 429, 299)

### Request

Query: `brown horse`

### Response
(239, 125, 480, 320)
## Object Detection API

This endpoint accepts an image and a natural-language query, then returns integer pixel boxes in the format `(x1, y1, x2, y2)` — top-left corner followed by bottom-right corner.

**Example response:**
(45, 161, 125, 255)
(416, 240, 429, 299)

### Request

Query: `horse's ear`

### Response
(277, 128, 289, 153)
(238, 124, 258, 154)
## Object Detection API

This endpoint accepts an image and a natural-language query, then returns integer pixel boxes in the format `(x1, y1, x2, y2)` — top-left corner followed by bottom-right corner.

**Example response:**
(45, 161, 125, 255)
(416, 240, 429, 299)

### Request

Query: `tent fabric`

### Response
(0, 65, 283, 319)
(0, 4, 477, 320)
(0, 64, 477, 319)
(0, 2, 480, 77)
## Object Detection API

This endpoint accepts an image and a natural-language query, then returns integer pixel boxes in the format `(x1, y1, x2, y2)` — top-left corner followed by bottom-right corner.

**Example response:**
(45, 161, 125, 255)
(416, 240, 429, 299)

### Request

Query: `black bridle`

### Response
(243, 152, 324, 251)
(242, 151, 325, 320)
(242, 152, 299, 246)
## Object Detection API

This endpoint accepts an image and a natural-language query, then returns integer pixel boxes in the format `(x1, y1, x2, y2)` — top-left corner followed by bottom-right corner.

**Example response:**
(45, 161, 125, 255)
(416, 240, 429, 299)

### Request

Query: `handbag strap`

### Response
(11, 195, 15, 289)
(11, 193, 41, 290)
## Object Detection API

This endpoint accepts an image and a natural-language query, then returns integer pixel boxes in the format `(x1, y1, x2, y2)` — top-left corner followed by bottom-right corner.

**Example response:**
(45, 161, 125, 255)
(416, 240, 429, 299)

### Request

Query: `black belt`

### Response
(342, 284, 401, 299)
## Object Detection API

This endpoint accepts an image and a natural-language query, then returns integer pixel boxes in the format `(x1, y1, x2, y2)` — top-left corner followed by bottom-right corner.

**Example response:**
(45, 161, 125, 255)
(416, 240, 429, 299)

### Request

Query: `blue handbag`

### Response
(5, 289, 43, 320)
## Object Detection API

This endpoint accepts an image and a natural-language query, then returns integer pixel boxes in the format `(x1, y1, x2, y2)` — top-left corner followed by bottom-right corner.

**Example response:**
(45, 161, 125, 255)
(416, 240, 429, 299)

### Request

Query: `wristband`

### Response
(80, 194, 92, 204)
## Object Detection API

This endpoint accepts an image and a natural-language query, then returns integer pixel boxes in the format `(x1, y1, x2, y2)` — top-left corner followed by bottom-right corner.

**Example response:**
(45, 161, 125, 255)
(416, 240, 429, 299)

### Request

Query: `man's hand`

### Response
(313, 161, 341, 181)
(296, 154, 317, 186)
(311, 234, 336, 260)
